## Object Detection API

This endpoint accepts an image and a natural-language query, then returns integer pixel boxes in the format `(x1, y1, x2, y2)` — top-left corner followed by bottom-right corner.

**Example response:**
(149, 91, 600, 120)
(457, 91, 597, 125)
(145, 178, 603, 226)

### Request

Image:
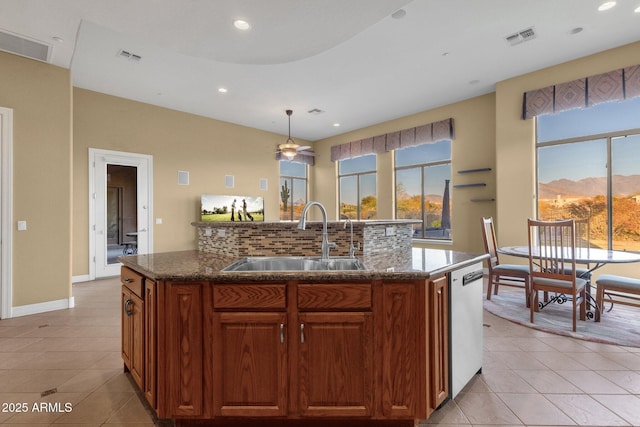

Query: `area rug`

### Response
(483, 288, 640, 347)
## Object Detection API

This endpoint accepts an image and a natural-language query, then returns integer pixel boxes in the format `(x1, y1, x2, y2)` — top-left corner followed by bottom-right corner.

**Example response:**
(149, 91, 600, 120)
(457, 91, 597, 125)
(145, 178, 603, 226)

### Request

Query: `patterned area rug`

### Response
(483, 288, 640, 347)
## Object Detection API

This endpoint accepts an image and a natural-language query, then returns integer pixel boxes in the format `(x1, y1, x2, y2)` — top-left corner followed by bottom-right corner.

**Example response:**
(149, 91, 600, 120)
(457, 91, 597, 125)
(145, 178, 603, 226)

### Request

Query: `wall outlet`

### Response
(156, 218, 163, 225)
(385, 227, 394, 237)
(204, 228, 212, 237)
(217, 228, 226, 237)
(17, 220, 27, 231)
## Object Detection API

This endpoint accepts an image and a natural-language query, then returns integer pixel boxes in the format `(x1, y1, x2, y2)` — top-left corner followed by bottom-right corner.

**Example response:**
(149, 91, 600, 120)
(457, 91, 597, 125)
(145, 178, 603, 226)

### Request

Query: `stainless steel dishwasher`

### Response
(450, 261, 484, 398)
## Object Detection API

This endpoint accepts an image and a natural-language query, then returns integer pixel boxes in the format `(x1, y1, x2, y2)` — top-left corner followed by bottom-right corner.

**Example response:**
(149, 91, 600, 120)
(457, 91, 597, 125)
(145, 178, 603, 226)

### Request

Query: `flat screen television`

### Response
(200, 194, 264, 222)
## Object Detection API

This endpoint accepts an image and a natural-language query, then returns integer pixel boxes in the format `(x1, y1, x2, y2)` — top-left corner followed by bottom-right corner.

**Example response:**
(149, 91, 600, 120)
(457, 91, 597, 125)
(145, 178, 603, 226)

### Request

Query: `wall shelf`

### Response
(453, 183, 486, 189)
(457, 167, 492, 174)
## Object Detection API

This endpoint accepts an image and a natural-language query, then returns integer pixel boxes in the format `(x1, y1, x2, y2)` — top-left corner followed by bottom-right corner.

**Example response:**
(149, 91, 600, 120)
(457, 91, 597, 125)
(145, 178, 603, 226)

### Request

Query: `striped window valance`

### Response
(330, 118, 454, 162)
(523, 64, 640, 119)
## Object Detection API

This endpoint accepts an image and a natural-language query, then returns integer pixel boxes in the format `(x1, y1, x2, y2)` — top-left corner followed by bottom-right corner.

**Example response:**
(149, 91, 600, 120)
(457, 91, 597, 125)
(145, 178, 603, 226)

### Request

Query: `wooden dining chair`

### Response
(481, 217, 531, 307)
(527, 218, 587, 332)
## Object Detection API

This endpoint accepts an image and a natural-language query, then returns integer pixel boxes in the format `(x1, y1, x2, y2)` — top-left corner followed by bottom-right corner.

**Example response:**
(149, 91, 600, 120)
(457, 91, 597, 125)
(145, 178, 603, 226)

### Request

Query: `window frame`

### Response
(394, 144, 452, 241)
(279, 160, 308, 221)
(337, 154, 377, 220)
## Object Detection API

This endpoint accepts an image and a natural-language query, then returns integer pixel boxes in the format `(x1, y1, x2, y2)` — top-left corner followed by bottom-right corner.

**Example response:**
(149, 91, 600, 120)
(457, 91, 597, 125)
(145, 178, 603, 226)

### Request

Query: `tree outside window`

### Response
(279, 160, 307, 221)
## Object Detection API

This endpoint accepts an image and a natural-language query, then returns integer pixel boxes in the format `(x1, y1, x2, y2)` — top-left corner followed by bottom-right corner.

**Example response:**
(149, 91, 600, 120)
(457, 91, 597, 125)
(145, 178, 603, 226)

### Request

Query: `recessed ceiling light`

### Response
(218, 87, 228, 93)
(233, 19, 251, 30)
(635, 5, 640, 12)
(597, 1, 616, 11)
(391, 9, 406, 19)
(469, 79, 480, 85)
(333, 123, 341, 127)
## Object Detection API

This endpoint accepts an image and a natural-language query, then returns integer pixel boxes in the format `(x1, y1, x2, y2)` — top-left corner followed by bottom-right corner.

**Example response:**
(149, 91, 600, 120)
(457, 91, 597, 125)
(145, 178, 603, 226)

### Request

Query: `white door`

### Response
(0, 107, 13, 319)
(90, 149, 153, 278)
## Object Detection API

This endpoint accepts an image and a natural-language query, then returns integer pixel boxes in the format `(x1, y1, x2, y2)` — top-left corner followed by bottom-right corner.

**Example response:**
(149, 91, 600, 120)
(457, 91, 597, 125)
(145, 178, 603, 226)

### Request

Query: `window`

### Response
(338, 154, 376, 220)
(536, 97, 640, 251)
(395, 140, 452, 240)
(279, 160, 307, 220)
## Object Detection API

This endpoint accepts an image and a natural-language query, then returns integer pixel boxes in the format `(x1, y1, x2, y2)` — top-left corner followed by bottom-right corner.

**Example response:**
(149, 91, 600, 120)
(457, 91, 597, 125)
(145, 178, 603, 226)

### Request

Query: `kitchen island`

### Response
(119, 248, 487, 427)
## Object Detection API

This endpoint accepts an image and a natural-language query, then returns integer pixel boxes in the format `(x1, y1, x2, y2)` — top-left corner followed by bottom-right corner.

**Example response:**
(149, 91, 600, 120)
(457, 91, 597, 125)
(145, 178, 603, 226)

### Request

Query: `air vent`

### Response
(117, 49, 142, 62)
(505, 27, 537, 46)
(0, 28, 51, 62)
(307, 108, 324, 115)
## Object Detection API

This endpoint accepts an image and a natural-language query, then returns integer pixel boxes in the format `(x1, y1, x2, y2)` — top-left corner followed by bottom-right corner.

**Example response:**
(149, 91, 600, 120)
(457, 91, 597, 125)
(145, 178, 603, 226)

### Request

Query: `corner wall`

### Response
(0, 51, 73, 308)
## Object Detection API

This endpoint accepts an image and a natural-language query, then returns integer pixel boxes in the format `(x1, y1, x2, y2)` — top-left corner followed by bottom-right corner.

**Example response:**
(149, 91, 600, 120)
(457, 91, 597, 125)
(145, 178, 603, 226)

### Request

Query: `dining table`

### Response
(498, 245, 640, 319)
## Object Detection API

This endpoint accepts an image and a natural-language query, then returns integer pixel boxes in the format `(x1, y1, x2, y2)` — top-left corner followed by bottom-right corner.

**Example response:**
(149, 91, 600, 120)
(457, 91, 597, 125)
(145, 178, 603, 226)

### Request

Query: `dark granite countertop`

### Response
(119, 248, 488, 282)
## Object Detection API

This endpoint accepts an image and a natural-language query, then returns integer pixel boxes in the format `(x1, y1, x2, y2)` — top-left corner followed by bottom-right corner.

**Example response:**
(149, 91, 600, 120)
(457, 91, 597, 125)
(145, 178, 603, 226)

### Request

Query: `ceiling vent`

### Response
(307, 108, 324, 115)
(505, 27, 537, 46)
(0, 28, 51, 62)
(117, 49, 142, 62)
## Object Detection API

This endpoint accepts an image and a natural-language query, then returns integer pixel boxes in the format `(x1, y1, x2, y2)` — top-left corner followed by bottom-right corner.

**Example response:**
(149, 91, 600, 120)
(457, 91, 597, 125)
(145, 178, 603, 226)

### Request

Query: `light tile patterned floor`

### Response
(0, 277, 638, 426)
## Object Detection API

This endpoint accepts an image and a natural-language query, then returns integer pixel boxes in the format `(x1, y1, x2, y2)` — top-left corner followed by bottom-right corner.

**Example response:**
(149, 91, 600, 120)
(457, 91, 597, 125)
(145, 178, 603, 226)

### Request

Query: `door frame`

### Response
(89, 148, 153, 279)
(0, 107, 13, 319)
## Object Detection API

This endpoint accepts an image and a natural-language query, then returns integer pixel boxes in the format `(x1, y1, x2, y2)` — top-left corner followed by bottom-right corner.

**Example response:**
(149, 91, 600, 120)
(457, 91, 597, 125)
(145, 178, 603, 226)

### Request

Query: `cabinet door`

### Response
(381, 283, 420, 418)
(166, 283, 203, 417)
(298, 312, 373, 417)
(430, 275, 449, 409)
(213, 312, 288, 417)
(144, 279, 157, 409)
(122, 286, 144, 389)
(121, 286, 132, 369)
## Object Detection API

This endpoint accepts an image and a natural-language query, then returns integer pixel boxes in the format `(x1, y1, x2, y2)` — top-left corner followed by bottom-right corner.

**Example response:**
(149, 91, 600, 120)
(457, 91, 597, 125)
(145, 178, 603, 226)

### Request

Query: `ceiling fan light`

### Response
(281, 147, 297, 159)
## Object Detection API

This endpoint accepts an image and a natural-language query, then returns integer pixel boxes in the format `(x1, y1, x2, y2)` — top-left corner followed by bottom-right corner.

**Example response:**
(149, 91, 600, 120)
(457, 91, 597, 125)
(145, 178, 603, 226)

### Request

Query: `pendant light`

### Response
(279, 109, 300, 160)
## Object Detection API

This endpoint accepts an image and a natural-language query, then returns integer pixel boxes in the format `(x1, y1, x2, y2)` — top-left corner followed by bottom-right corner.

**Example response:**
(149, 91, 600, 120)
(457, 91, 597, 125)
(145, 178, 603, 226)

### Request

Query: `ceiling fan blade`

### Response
(297, 145, 311, 151)
(298, 150, 317, 156)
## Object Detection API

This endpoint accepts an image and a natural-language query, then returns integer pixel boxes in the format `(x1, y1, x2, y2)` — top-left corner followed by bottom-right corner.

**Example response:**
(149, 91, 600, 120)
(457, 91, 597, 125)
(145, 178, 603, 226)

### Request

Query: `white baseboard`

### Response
(72, 274, 91, 283)
(11, 297, 75, 318)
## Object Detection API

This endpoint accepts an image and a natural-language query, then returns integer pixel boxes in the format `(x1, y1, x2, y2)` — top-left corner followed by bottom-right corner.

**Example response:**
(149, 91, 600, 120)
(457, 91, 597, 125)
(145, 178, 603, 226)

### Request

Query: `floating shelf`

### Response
(457, 167, 492, 174)
(453, 183, 486, 188)
(470, 198, 496, 202)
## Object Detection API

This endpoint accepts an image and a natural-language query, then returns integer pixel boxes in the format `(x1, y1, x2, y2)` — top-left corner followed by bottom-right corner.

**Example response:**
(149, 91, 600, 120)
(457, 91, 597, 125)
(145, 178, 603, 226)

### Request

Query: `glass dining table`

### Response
(498, 246, 640, 319)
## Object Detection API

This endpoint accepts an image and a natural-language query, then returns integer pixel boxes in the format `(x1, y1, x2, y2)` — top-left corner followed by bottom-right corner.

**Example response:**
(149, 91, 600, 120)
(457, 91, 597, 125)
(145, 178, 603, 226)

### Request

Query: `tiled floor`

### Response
(0, 277, 638, 426)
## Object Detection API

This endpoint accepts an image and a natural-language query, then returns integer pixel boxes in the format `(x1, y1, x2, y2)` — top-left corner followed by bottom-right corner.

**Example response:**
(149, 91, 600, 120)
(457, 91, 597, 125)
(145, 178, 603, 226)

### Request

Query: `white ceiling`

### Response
(1, 0, 639, 141)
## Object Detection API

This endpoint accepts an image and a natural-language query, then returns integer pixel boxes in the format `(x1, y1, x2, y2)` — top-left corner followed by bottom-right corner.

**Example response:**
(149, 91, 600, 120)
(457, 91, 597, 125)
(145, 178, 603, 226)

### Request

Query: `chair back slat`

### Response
(481, 217, 500, 268)
(528, 218, 577, 287)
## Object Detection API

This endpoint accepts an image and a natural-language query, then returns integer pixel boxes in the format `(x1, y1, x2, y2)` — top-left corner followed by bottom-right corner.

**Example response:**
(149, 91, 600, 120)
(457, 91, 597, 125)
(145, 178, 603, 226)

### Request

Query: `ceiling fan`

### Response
(277, 109, 316, 160)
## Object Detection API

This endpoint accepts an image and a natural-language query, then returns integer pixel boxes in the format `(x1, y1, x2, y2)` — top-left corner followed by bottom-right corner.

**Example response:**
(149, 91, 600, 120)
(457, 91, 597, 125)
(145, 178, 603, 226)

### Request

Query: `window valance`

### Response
(523, 64, 640, 119)
(330, 118, 454, 162)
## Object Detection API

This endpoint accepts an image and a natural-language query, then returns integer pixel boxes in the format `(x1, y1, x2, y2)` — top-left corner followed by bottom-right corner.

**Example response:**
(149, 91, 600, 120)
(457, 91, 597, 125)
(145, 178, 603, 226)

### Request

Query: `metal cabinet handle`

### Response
(300, 323, 305, 344)
(280, 323, 285, 344)
(123, 278, 132, 283)
(124, 299, 133, 316)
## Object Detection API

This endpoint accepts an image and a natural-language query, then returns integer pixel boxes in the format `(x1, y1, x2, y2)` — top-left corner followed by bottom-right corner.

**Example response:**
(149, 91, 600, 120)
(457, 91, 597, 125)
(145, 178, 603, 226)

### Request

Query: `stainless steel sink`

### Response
(221, 256, 366, 272)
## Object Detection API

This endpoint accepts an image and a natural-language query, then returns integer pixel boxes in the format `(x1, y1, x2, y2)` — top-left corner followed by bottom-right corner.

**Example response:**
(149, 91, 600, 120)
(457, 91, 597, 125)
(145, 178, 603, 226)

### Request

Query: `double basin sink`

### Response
(222, 256, 366, 272)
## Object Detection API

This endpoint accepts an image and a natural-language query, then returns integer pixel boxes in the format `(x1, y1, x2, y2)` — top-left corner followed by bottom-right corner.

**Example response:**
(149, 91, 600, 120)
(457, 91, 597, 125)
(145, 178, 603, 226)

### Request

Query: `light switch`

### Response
(17, 220, 27, 231)
(156, 218, 163, 225)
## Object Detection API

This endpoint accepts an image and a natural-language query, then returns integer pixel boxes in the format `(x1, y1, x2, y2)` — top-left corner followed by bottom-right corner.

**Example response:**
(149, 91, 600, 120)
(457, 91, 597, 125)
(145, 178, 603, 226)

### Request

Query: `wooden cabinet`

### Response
(144, 279, 157, 410)
(429, 274, 449, 410)
(213, 312, 288, 417)
(121, 272, 144, 390)
(124, 271, 455, 425)
(298, 312, 373, 417)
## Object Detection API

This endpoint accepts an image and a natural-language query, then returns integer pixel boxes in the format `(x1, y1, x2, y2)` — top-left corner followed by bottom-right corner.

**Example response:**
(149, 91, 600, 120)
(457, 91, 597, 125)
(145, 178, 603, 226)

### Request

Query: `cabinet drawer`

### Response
(298, 284, 371, 310)
(121, 267, 144, 298)
(213, 284, 286, 309)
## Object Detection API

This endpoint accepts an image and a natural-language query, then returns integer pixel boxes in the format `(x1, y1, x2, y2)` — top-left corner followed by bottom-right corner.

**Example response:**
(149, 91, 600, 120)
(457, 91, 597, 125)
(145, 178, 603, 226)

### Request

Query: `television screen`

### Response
(200, 194, 264, 222)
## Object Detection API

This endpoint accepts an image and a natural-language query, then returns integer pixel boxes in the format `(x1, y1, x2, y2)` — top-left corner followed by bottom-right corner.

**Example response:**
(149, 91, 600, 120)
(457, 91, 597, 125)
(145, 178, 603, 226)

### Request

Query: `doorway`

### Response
(0, 107, 13, 319)
(89, 149, 153, 279)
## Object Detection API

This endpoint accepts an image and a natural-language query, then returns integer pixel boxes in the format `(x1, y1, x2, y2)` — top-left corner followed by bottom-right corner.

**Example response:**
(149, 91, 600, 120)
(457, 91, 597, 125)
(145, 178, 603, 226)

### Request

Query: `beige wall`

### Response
(0, 51, 73, 307)
(314, 93, 497, 254)
(73, 88, 309, 277)
(495, 40, 640, 278)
